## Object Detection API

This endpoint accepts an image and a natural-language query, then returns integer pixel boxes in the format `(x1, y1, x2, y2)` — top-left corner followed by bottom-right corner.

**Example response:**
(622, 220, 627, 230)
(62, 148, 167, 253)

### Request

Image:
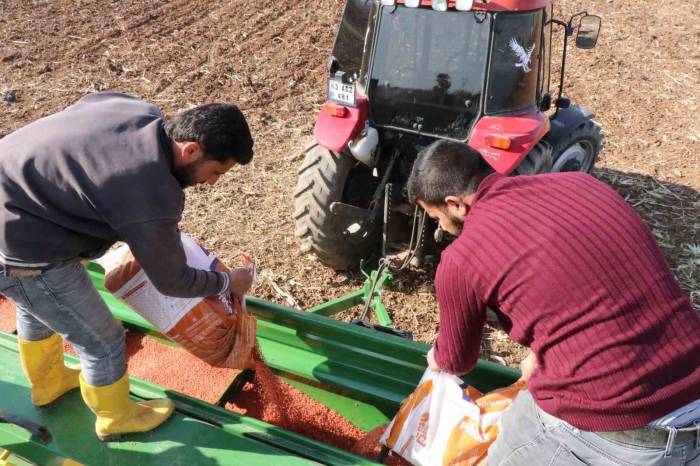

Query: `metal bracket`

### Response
(215, 368, 255, 407)
(0, 410, 51, 443)
(357, 267, 394, 326)
(350, 320, 413, 340)
(306, 266, 395, 327)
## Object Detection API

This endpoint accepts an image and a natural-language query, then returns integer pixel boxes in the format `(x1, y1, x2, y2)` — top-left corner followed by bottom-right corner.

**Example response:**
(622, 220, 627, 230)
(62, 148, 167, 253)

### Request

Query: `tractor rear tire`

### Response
(514, 140, 553, 175)
(293, 143, 379, 271)
(551, 119, 603, 174)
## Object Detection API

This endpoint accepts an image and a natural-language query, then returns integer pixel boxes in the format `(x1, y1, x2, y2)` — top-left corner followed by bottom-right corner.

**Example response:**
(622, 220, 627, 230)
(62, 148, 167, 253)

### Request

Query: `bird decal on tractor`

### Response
(509, 37, 535, 73)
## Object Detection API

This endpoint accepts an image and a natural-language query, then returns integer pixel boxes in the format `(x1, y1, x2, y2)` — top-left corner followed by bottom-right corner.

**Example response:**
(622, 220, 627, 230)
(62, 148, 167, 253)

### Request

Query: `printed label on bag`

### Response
(380, 369, 526, 466)
(113, 268, 203, 332)
(109, 234, 219, 332)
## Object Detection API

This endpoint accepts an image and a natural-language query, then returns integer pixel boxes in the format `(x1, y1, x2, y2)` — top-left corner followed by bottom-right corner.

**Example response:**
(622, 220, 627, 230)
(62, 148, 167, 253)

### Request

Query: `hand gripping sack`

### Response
(380, 369, 525, 466)
(101, 234, 257, 369)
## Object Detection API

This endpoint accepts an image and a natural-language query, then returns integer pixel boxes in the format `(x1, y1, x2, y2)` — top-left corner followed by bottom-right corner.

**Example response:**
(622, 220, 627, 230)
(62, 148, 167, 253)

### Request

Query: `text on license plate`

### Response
(328, 80, 356, 107)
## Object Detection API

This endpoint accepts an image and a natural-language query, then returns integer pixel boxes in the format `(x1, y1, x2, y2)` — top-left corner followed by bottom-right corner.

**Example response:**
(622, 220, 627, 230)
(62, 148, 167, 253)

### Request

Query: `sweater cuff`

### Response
(434, 340, 450, 371)
(434, 339, 471, 375)
(217, 271, 230, 295)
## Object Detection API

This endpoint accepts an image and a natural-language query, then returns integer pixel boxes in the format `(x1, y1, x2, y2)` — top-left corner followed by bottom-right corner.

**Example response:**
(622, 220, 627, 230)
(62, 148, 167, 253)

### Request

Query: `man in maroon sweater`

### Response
(407, 140, 700, 465)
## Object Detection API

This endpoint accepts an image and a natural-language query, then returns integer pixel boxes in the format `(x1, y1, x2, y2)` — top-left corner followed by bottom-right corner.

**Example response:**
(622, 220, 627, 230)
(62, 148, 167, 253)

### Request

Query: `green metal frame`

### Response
(0, 332, 380, 466)
(85, 263, 519, 431)
(307, 268, 394, 327)
(0, 264, 520, 464)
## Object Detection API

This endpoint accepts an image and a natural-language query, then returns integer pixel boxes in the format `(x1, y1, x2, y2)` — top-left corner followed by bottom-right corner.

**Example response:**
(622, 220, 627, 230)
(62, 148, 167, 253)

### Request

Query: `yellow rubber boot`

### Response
(79, 373, 174, 441)
(18, 333, 81, 406)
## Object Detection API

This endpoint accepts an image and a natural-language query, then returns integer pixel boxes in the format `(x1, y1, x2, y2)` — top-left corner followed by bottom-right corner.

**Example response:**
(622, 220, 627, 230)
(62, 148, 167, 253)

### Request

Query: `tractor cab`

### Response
(342, 1, 541, 142)
(295, 0, 603, 270)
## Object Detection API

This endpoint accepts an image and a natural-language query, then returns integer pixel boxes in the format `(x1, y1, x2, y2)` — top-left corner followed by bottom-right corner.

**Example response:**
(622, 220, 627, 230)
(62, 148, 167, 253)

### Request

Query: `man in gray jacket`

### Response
(0, 92, 254, 440)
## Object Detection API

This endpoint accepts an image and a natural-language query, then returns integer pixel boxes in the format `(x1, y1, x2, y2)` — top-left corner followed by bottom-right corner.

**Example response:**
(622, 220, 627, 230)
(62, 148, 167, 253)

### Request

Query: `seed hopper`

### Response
(0, 262, 518, 465)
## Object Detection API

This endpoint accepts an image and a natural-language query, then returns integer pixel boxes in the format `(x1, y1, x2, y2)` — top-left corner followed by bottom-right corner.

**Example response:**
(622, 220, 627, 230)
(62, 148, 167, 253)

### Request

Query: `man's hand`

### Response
(228, 267, 253, 297)
(427, 346, 441, 372)
(519, 350, 538, 381)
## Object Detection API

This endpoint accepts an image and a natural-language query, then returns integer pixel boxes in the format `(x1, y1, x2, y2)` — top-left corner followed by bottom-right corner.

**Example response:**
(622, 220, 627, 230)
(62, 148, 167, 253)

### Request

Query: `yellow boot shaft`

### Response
(79, 373, 174, 441)
(18, 334, 80, 406)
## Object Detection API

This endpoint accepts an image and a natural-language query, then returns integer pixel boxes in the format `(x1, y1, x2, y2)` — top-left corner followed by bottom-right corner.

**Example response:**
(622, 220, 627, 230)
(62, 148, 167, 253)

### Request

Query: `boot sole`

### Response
(32, 386, 80, 407)
(96, 408, 175, 442)
(98, 433, 125, 442)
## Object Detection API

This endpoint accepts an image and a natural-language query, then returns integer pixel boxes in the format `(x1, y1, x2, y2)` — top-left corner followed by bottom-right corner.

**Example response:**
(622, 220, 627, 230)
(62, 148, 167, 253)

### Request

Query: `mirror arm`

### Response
(567, 11, 588, 35)
(547, 19, 569, 113)
(548, 12, 593, 115)
(546, 18, 567, 28)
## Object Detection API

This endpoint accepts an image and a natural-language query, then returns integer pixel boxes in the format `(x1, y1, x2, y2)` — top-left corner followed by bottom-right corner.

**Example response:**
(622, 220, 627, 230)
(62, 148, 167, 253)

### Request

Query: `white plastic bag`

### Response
(98, 234, 257, 369)
(380, 369, 525, 466)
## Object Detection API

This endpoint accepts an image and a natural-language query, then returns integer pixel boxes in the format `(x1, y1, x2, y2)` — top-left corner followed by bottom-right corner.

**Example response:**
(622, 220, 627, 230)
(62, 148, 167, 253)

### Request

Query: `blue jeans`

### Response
(488, 390, 700, 466)
(0, 261, 125, 386)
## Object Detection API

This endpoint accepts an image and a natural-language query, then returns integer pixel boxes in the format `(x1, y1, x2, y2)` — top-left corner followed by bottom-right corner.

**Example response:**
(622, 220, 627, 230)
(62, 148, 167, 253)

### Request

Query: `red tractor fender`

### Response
(468, 110, 550, 175)
(314, 94, 368, 153)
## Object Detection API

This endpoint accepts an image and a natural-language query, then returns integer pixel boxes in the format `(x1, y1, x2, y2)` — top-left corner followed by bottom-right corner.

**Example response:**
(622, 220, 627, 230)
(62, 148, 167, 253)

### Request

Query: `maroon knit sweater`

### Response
(433, 172, 700, 431)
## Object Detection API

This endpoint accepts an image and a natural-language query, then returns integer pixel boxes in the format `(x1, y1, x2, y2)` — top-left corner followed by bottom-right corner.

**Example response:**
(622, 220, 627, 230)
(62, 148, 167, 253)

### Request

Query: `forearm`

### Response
(433, 327, 481, 375)
(118, 221, 228, 298)
(156, 259, 228, 298)
(433, 255, 486, 375)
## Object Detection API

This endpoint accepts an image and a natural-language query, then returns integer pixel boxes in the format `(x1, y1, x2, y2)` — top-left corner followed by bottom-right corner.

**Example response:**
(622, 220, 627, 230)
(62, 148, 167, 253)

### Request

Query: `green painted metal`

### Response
(359, 268, 394, 326)
(279, 375, 389, 432)
(0, 264, 521, 464)
(0, 332, 381, 466)
(306, 267, 395, 327)
(217, 298, 426, 422)
(0, 449, 40, 466)
(369, 298, 392, 327)
(306, 289, 364, 317)
(85, 263, 520, 432)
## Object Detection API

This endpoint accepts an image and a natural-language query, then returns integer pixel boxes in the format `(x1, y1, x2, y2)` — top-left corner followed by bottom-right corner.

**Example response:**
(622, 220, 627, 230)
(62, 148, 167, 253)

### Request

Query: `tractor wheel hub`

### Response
(553, 141, 593, 172)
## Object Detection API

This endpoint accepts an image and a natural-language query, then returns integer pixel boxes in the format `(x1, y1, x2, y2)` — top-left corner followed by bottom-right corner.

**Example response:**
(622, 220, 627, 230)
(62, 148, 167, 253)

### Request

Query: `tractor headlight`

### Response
(431, 0, 448, 11)
(456, 0, 474, 11)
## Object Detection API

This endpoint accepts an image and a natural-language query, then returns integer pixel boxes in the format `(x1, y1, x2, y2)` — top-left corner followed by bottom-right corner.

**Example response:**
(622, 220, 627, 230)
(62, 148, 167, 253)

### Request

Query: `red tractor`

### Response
(294, 0, 603, 270)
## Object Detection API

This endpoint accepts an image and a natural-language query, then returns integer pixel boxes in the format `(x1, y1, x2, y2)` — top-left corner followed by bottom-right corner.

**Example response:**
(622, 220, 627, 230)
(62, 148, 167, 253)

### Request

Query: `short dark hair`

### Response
(407, 140, 493, 205)
(165, 103, 254, 165)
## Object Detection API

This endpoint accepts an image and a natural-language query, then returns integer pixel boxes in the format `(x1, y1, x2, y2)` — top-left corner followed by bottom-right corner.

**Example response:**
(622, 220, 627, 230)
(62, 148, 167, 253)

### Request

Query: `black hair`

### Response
(164, 103, 254, 165)
(407, 140, 493, 205)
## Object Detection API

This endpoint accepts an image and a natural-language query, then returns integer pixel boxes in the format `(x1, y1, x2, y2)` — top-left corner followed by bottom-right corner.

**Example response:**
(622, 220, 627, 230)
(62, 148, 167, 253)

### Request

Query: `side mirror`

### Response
(576, 15, 601, 49)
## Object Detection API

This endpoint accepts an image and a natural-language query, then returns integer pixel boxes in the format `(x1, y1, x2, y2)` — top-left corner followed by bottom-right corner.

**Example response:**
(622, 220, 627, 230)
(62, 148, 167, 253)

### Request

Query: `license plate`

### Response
(328, 79, 356, 107)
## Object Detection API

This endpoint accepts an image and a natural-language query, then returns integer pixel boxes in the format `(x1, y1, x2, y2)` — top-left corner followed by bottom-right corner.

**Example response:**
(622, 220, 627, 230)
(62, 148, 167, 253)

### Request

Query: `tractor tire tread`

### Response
(551, 119, 604, 174)
(293, 142, 375, 270)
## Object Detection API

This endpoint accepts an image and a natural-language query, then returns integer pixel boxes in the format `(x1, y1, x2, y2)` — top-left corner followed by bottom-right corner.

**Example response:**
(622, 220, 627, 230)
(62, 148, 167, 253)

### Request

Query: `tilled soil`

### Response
(1, 0, 698, 369)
